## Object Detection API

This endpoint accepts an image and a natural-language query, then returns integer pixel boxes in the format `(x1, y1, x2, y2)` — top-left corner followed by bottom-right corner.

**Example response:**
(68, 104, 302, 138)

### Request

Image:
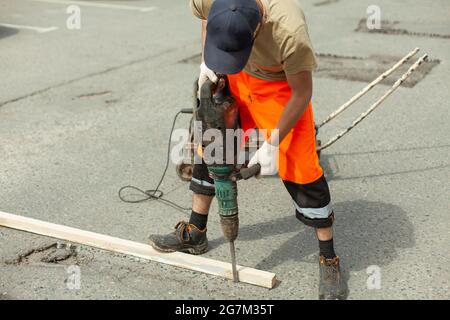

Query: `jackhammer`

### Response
(193, 77, 260, 282)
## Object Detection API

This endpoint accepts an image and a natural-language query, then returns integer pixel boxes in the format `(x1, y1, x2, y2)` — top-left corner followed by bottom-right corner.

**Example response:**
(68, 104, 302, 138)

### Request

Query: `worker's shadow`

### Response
(209, 200, 415, 287)
(249, 200, 414, 271)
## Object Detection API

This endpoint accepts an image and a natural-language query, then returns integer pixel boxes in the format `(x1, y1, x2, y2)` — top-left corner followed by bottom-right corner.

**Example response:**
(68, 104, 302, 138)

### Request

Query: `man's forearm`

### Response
(270, 94, 311, 145)
(270, 70, 313, 145)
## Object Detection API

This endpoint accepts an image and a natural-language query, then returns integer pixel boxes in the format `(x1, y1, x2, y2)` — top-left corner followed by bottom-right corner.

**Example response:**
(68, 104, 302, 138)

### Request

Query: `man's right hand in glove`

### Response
(198, 62, 218, 96)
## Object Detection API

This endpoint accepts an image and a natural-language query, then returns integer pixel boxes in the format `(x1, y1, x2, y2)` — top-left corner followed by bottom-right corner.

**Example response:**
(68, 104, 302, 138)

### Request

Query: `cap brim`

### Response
(204, 35, 253, 75)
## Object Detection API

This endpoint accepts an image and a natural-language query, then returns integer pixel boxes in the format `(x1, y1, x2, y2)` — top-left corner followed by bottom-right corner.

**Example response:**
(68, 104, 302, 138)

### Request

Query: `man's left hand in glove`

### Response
(247, 131, 280, 177)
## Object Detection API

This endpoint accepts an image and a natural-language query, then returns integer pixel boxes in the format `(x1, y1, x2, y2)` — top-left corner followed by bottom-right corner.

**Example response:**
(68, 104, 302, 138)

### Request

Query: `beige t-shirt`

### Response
(190, 0, 318, 81)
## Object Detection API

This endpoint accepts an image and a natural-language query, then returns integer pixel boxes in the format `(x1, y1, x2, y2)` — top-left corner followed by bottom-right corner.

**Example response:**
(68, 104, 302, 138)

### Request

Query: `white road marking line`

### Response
(29, 0, 157, 12)
(0, 23, 59, 33)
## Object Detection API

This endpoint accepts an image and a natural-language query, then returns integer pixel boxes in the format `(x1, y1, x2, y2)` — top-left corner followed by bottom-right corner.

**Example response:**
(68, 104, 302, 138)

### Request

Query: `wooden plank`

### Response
(0, 211, 276, 289)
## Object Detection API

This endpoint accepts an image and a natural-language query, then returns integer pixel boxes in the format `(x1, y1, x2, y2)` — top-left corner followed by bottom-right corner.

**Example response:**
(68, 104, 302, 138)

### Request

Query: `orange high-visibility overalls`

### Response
(227, 71, 322, 185)
(190, 71, 334, 228)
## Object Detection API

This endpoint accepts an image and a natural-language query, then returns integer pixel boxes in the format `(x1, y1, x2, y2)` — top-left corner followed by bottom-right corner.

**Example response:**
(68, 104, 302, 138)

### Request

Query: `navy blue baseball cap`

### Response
(204, 0, 261, 74)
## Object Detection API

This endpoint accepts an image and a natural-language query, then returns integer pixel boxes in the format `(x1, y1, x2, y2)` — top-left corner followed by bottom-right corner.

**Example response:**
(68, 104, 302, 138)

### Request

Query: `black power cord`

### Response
(118, 110, 191, 214)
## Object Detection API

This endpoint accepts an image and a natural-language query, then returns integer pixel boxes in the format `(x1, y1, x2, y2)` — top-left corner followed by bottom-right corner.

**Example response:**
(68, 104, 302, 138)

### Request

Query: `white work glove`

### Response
(247, 141, 279, 177)
(198, 62, 218, 96)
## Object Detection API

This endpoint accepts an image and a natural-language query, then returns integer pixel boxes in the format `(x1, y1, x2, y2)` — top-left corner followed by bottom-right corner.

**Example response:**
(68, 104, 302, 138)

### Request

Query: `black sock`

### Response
(319, 238, 336, 259)
(189, 210, 208, 230)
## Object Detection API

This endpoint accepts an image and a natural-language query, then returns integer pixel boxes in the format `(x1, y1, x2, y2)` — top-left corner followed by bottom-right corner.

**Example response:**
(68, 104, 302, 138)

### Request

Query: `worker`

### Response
(148, 0, 348, 300)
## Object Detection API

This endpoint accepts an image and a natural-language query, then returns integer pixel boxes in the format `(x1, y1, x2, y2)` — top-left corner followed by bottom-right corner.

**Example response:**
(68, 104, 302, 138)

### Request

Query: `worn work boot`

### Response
(318, 256, 348, 300)
(148, 221, 208, 255)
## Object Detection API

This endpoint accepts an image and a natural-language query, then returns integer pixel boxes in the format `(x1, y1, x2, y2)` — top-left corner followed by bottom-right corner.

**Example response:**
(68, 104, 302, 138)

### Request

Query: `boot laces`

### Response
(322, 257, 340, 282)
(325, 263, 339, 282)
(174, 221, 193, 242)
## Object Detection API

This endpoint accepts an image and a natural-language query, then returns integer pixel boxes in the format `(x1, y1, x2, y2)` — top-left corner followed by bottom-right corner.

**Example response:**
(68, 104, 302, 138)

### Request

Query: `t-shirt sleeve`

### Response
(280, 26, 318, 74)
(189, 0, 212, 20)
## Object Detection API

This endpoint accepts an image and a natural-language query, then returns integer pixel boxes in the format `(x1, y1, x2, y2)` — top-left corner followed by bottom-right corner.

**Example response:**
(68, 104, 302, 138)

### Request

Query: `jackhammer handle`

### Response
(235, 164, 261, 180)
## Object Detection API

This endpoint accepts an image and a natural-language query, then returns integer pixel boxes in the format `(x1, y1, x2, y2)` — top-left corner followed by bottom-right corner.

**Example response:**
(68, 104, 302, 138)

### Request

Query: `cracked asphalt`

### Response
(1, 0, 449, 300)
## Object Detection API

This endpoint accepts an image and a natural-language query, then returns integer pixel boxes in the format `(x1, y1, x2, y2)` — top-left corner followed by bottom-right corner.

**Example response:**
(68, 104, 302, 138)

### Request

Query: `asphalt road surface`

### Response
(0, 0, 449, 299)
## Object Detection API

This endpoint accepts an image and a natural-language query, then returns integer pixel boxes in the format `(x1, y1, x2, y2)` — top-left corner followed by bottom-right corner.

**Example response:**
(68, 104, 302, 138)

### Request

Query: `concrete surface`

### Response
(0, 0, 449, 300)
